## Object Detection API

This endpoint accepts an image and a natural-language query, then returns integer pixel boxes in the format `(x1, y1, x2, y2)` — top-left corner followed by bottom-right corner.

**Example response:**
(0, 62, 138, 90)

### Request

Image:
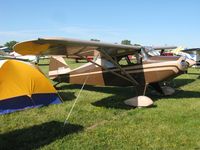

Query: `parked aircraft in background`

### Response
(145, 46, 197, 67)
(181, 48, 200, 66)
(0, 46, 11, 53)
(0, 50, 39, 64)
(13, 37, 194, 107)
(67, 50, 97, 63)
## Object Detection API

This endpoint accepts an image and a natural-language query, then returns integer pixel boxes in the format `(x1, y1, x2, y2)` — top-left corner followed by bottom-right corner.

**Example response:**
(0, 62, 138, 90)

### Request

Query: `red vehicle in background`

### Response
(160, 49, 174, 56)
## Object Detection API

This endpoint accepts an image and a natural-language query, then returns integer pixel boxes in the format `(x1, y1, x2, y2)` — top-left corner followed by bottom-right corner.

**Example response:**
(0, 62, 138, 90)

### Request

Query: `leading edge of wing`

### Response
(13, 37, 142, 56)
(153, 46, 177, 50)
(182, 48, 200, 52)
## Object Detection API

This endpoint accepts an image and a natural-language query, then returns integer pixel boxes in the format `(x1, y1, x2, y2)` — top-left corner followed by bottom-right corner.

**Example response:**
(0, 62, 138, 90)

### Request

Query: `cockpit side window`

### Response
(117, 51, 142, 66)
(95, 57, 116, 68)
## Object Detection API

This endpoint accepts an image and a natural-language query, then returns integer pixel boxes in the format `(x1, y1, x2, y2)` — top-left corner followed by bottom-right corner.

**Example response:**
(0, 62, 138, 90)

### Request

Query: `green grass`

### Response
(1, 59, 200, 150)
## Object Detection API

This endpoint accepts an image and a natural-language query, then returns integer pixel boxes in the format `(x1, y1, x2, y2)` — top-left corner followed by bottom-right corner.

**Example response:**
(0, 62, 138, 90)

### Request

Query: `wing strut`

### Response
(76, 54, 135, 84)
(100, 48, 140, 86)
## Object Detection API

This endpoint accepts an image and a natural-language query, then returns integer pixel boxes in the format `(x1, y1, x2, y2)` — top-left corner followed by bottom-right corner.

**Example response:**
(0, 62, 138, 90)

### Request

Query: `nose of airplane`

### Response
(185, 58, 196, 67)
(178, 57, 189, 71)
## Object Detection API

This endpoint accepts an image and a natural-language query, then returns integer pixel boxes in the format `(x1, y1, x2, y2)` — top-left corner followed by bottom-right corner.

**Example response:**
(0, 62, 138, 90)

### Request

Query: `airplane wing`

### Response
(13, 37, 142, 57)
(14, 37, 142, 85)
(182, 48, 200, 54)
(153, 46, 177, 50)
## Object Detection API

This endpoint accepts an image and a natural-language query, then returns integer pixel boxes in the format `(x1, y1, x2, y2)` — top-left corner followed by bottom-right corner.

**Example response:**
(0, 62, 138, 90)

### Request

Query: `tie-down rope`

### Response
(64, 75, 89, 126)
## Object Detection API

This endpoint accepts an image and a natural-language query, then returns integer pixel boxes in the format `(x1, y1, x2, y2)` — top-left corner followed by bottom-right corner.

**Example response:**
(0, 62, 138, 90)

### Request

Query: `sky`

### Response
(0, 0, 199, 47)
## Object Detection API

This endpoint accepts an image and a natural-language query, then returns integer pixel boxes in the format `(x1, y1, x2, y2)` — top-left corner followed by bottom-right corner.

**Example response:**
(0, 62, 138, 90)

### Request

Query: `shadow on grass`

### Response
(55, 84, 81, 90)
(0, 121, 83, 150)
(148, 89, 200, 102)
(92, 90, 158, 109)
(92, 95, 133, 110)
(58, 84, 134, 94)
(58, 84, 137, 109)
(170, 79, 196, 88)
(91, 87, 200, 109)
(187, 72, 200, 76)
(166, 90, 200, 99)
(38, 63, 49, 66)
(57, 80, 200, 109)
(58, 92, 76, 101)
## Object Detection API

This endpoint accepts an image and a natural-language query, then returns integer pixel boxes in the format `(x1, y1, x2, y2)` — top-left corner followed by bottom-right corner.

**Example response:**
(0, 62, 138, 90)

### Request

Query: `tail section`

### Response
(49, 56, 71, 79)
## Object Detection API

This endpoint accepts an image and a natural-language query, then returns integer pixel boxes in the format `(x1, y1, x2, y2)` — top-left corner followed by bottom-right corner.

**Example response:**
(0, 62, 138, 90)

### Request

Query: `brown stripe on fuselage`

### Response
(53, 56, 184, 87)
(68, 66, 180, 86)
(67, 62, 182, 86)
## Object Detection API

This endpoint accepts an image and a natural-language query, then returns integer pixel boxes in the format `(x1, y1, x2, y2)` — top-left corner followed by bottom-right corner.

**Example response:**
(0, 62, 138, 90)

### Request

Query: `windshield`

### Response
(144, 47, 160, 56)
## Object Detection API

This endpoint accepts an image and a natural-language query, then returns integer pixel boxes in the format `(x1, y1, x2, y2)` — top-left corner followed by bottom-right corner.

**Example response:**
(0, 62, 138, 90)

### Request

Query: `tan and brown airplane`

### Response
(13, 37, 193, 106)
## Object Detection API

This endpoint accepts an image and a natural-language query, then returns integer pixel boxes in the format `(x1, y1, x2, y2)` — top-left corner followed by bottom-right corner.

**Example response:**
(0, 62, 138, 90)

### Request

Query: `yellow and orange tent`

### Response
(0, 60, 62, 114)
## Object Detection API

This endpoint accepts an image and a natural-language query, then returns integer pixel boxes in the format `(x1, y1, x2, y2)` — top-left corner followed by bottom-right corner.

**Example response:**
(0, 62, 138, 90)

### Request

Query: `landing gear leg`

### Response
(135, 83, 148, 96)
(143, 83, 148, 96)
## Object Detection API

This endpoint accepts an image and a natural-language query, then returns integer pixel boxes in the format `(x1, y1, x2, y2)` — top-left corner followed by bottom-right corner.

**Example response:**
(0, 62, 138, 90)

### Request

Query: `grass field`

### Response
(1, 59, 200, 150)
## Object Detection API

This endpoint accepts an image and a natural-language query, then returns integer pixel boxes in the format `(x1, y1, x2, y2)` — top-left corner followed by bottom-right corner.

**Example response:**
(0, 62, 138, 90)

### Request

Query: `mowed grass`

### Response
(0, 59, 200, 150)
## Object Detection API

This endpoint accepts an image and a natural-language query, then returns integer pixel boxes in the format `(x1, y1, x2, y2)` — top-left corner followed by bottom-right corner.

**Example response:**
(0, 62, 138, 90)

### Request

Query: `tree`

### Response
(121, 40, 131, 45)
(133, 44, 141, 46)
(4, 41, 18, 51)
(90, 39, 100, 42)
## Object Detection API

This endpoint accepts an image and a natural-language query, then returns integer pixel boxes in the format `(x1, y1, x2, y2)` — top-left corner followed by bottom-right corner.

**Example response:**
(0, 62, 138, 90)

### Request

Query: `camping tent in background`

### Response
(0, 60, 62, 114)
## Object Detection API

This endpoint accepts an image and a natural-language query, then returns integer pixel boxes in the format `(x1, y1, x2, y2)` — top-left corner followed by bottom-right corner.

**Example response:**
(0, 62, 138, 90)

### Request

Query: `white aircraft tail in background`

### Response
(0, 51, 39, 64)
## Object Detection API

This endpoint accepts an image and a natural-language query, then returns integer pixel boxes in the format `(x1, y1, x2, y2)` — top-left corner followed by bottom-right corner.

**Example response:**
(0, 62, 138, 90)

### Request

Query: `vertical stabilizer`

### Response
(49, 56, 71, 79)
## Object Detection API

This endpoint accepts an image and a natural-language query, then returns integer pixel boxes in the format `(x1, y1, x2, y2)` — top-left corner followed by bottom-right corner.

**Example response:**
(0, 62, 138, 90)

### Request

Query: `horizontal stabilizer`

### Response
(49, 56, 71, 79)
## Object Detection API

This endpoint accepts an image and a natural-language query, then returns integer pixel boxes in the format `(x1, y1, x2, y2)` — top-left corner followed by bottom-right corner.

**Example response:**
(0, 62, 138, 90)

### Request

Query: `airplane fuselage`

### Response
(53, 56, 188, 87)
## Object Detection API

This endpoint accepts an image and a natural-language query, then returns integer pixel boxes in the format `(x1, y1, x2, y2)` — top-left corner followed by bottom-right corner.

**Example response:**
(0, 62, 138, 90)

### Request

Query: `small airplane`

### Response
(181, 48, 200, 66)
(0, 46, 11, 53)
(13, 37, 193, 107)
(145, 46, 196, 67)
